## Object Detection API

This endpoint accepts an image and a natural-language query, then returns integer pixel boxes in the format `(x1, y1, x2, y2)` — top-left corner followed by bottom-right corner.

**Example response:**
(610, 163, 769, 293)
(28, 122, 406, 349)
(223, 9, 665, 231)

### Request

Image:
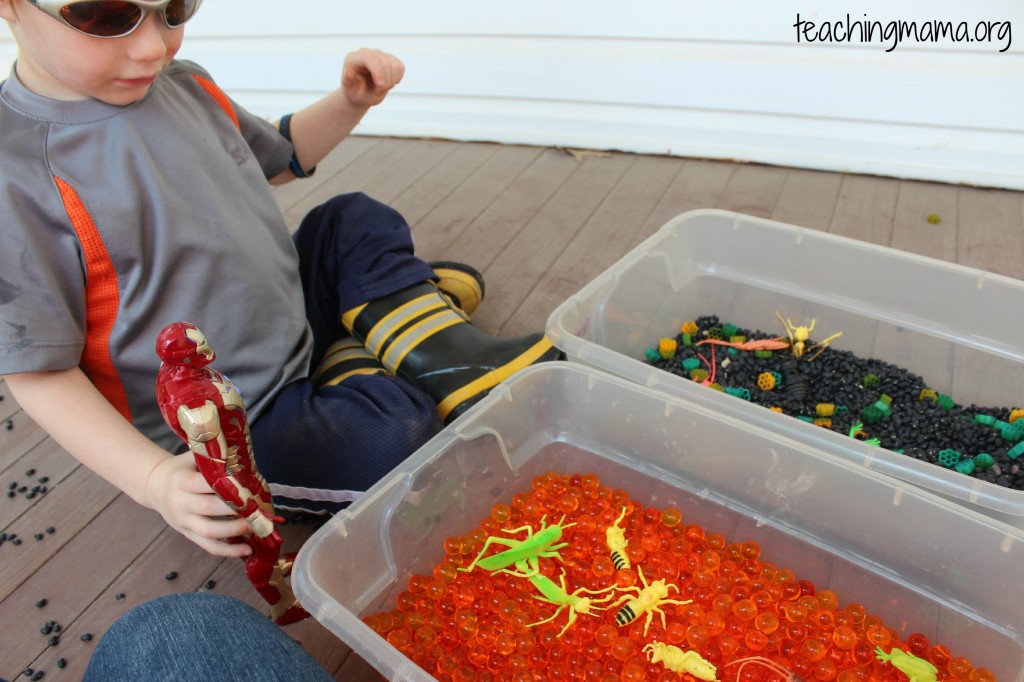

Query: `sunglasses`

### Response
(27, 0, 202, 38)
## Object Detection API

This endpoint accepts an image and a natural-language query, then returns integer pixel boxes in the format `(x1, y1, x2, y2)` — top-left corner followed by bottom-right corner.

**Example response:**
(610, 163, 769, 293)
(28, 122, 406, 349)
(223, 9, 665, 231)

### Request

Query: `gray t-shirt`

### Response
(0, 60, 313, 451)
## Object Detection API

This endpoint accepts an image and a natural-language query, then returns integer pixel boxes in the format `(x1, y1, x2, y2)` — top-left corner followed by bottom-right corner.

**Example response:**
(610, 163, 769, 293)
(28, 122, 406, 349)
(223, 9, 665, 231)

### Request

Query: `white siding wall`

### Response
(3, 0, 1022, 189)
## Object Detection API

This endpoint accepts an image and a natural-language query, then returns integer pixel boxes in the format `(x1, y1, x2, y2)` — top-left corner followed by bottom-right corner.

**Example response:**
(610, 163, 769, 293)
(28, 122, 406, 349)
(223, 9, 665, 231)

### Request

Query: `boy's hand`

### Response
(341, 48, 405, 109)
(145, 455, 254, 558)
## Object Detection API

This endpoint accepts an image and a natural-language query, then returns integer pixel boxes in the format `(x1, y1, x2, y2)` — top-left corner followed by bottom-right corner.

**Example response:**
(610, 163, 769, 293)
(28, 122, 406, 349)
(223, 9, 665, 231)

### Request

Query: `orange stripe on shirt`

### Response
(54, 177, 131, 421)
(192, 74, 240, 130)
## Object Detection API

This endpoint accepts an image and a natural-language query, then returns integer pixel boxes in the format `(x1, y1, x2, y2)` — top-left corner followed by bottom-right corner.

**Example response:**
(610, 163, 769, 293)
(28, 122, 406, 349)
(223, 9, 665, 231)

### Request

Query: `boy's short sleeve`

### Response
(172, 60, 294, 180)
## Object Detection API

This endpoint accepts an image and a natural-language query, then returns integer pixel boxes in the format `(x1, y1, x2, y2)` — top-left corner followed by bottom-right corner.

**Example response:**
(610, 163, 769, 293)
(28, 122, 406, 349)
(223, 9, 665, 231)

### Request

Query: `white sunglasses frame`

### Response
(27, 0, 203, 38)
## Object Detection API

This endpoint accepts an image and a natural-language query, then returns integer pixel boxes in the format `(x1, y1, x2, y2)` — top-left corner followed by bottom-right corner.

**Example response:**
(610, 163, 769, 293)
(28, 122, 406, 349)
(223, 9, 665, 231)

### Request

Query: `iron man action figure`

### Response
(155, 322, 307, 625)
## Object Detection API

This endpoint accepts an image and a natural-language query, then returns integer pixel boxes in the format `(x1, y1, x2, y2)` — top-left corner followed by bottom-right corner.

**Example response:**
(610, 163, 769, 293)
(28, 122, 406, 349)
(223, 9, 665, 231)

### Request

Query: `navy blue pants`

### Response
(250, 193, 442, 514)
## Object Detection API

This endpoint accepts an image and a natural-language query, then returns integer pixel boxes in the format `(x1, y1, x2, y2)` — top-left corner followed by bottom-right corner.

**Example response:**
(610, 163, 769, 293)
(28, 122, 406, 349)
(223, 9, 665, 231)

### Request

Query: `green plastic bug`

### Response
(459, 516, 574, 575)
(515, 560, 616, 637)
(875, 646, 938, 682)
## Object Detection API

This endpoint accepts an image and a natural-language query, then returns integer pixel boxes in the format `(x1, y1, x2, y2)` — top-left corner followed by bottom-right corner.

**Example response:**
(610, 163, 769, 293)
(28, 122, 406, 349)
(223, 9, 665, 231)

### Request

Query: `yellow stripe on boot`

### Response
(343, 282, 564, 423)
(312, 336, 385, 388)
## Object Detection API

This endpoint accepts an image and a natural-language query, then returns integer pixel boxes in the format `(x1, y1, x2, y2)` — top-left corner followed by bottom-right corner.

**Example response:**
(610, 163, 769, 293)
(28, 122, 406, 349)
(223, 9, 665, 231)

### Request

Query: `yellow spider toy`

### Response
(775, 310, 843, 361)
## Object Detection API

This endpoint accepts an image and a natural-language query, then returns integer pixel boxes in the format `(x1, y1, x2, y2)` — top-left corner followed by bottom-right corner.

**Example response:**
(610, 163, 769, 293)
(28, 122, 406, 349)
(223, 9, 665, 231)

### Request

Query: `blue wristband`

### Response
(278, 113, 316, 178)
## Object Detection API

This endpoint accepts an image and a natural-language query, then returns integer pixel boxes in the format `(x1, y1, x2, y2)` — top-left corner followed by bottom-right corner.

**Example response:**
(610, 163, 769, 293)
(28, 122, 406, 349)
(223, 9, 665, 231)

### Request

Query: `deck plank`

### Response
(0, 408, 46, 472)
(472, 151, 637, 333)
(410, 144, 547, 261)
(504, 154, 682, 337)
(281, 138, 460, 229)
(771, 168, 844, 232)
(0, 495, 164, 678)
(890, 181, 960, 263)
(828, 174, 899, 246)
(2, 137, 1022, 678)
(714, 164, 789, 218)
(0, 438, 79, 530)
(957, 186, 1024, 279)
(0, 467, 119, 603)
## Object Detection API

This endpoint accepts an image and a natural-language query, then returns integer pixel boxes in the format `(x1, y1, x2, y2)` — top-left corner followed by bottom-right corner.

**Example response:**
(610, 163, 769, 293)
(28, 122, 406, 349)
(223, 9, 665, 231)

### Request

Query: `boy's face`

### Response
(0, 0, 184, 105)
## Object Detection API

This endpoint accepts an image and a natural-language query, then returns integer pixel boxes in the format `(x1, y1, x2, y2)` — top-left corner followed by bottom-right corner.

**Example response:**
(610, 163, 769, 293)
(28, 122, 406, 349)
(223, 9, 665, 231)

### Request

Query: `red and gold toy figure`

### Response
(155, 321, 307, 625)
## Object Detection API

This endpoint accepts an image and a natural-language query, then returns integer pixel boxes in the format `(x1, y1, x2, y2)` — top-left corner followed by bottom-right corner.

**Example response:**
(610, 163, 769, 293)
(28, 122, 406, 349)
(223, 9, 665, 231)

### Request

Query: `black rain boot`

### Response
(342, 281, 563, 422)
(312, 263, 485, 389)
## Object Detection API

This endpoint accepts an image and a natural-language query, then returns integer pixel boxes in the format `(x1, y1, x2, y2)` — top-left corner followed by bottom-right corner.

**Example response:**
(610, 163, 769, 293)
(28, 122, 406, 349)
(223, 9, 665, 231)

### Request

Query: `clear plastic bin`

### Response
(293, 364, 1024, 682)
(546, 208, 1024, 528)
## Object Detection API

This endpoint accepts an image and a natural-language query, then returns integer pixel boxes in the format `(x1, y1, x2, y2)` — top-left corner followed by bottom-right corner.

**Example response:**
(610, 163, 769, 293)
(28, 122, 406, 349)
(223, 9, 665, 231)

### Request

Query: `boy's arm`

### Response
(269, 48, 405, 185)
(4, 368, 253, 558)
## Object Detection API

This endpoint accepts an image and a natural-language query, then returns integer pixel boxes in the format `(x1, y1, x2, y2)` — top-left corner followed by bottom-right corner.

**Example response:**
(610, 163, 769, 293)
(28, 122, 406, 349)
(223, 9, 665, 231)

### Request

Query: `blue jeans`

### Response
(83, 593, 334, 681)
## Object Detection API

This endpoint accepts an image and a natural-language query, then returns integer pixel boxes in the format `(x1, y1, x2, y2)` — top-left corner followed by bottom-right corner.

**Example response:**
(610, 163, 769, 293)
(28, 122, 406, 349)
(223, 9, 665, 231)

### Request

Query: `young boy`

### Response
(0, 0, 561, 558)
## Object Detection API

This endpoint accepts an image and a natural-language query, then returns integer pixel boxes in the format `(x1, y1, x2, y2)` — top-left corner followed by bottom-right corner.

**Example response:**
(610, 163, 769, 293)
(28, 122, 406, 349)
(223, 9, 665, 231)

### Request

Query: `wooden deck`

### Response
(2, 137, 1022, 679)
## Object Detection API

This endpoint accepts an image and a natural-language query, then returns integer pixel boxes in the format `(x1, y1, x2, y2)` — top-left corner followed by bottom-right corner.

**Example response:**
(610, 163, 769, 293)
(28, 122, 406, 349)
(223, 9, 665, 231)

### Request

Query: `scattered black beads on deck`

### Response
(646, 315, 1024, 490)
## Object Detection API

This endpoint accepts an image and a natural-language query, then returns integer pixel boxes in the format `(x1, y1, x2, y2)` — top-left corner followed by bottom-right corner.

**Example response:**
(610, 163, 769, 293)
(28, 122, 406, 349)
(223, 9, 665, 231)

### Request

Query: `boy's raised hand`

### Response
(341, 48, 405, 109)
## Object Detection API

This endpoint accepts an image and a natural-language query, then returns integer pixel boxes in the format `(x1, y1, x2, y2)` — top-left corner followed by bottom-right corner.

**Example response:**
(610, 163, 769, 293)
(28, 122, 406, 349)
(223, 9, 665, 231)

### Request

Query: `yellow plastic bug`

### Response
(610, 566, 692, 634)
(775, 310, 843, 361)
(605, 506, 630, 571)
(643, 642, 718, 681)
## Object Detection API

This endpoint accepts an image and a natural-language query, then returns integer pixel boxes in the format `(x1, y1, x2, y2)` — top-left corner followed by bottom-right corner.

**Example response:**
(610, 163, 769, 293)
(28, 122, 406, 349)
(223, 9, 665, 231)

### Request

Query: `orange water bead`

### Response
(811, 659, 838, 681)
(624, 544, 647, 566)
(750, 589, 775, 610)
(704, 609, 727, 636)
(844, 603, 866, 625)
(852, 642, 874, 666)
(386, 627, 412, 651)
(947, 657, 973, 679)
(594, 623, 618, 648)
(906, 632, 930, 656)
(692, 566, 717, 587)
(733, 598, 758, 621)
(665, 620, 688, 644)
(457, 620, 479, 641)
(409, 574, 431, 593)
(814, 589, 838, 611)
(800, 638, 828, 662)
(640, 532, 662, 553)
(970, 668, 996, 682)
(810, 609, 835, 630)
(780, 579, 803, 601)
(444, 536, 464, 555)
(774, 567, 796, 582)
(687, 624, 711, 649)
(610, 636, 635, 661)
(591, 555, 615, 578)
(784, 622, 809, 642)
(865, 623, 892, 647)
(425, 579, 448, 601)
(744, 629, 768, 652)
(661, 506, 682, 527)
(754, 611, 780, 634)
(784, 602, 808, 622)
(614, 568, 638, 589)
(669, 536, 691, 557)
(557, 494, 580, 514)
(494, 631, 517, 656)
(432, 557, 460, 577)
(831, 625, 858, 650)
(684, 523, 706, 544)
(706, 532, 726, 550)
